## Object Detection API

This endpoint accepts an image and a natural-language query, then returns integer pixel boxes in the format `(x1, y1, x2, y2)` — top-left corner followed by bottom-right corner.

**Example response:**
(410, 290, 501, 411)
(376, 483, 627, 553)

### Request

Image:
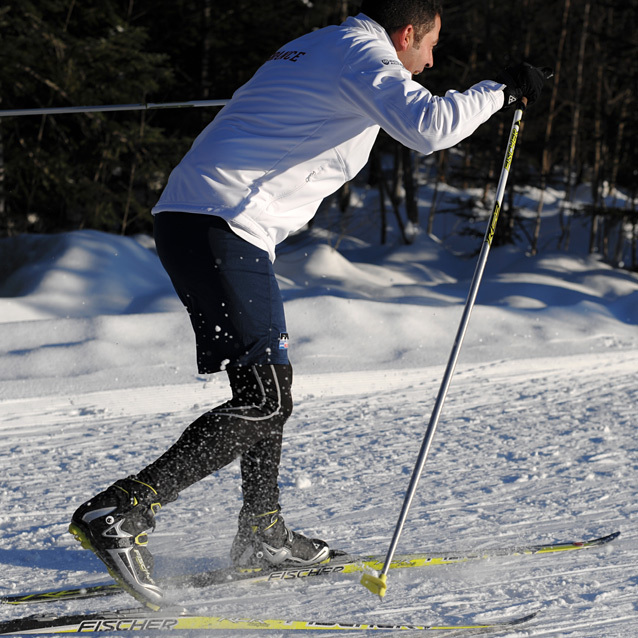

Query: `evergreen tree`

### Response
(2, 0, 637, 268)
(0, 0, 178, 235)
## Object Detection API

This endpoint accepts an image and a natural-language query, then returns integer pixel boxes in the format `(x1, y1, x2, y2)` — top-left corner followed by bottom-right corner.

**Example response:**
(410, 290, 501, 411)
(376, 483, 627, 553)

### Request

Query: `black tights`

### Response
(136, 363, 293, 513)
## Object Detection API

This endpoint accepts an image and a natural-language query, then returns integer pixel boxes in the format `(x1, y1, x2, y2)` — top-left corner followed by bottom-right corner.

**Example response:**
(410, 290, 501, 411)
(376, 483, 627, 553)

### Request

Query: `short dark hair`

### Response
(360, 0, 442, 44)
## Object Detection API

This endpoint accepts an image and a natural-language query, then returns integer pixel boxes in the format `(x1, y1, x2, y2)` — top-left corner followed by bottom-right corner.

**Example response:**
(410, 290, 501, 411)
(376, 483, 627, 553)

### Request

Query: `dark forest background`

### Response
(1, 0, 637, 266)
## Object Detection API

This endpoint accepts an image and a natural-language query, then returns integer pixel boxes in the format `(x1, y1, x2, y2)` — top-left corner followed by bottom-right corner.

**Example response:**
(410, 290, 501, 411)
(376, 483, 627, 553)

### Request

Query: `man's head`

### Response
(361, 0, 443, 74)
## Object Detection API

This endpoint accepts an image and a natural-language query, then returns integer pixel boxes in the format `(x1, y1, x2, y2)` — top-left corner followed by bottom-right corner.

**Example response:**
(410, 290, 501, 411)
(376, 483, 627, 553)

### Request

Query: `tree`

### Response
(0, 0, 177, 235)
(2, 0, 638, 271)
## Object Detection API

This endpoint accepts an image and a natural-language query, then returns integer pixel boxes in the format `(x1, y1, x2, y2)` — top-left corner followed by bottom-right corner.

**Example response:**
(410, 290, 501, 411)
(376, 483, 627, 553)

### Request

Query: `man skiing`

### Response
(70, 0, 546, 610)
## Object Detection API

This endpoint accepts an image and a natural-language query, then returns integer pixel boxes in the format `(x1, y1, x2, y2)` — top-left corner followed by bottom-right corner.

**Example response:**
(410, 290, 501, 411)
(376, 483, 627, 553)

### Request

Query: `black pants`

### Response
(137, 363, 293, 513)
(138, 212, 293, 512)
(153, 212, 289, 373)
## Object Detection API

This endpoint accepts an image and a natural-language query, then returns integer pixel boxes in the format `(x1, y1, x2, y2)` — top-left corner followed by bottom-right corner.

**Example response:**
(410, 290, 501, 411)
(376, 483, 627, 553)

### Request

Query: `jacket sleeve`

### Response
(342, 58, 505, 155)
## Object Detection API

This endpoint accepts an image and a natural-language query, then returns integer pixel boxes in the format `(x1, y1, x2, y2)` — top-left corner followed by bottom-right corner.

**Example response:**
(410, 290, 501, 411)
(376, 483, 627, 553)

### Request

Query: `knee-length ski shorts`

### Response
(154, 212, 289, 373)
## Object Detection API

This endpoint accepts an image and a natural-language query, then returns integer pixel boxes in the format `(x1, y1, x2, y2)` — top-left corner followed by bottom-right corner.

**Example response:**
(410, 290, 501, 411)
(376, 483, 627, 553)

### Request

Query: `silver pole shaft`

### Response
(378, 104, 525, 583)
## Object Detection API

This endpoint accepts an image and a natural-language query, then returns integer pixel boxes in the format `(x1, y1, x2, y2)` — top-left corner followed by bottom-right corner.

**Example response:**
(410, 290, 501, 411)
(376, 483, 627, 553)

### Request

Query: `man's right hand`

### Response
(498, 63, 548, 109)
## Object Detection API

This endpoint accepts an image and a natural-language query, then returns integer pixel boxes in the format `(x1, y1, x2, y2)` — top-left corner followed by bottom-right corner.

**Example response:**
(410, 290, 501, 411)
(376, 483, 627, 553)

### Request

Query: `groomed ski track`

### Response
(0, 350, 637, 636)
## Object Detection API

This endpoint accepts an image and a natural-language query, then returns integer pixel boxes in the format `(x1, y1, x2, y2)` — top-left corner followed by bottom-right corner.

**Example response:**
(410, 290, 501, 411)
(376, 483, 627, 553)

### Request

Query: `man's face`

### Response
(394, 14, 441, 75)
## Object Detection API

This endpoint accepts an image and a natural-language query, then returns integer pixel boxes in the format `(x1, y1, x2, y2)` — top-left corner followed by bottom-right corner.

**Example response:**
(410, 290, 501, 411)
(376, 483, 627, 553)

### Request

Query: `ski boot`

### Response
(69, 477, 164, 610)
(231, 505, 330, 568)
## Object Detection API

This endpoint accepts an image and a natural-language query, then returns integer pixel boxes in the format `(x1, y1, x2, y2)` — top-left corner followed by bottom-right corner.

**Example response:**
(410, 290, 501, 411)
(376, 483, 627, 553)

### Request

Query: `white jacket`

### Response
(152, 14, 504, 261)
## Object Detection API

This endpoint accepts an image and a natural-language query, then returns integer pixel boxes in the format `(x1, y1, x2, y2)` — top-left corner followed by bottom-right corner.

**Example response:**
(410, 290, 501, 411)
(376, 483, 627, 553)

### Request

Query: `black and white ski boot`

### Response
(231, 506, 330, 568)
(69, 477, 164, 610)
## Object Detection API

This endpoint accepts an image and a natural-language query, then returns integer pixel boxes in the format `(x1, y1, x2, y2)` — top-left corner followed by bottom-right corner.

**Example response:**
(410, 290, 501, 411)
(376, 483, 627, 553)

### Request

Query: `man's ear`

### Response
(390, 24, 415, 52)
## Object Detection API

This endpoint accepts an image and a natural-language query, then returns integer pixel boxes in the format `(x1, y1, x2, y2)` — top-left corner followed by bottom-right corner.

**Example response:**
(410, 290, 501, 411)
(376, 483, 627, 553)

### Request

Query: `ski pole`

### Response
(361, 99, 528, 599)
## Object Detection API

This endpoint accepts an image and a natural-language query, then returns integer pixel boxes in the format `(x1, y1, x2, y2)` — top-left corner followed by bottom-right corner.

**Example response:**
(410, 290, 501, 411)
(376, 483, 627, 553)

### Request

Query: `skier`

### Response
(69, 0, 546, 609)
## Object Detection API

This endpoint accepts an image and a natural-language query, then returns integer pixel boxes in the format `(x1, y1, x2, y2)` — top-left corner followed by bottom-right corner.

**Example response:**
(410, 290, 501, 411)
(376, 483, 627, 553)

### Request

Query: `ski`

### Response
(0, 606, 540, 634)
(1, 531, 619, 606)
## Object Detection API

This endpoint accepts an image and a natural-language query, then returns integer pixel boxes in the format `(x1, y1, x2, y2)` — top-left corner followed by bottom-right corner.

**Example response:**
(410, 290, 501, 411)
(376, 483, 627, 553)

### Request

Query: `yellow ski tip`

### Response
(360, 572, 387, 598)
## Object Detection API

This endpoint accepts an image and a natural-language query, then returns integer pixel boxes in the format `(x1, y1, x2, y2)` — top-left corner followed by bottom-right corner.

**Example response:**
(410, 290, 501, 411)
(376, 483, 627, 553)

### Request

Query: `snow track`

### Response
(1, 349, 636, 636)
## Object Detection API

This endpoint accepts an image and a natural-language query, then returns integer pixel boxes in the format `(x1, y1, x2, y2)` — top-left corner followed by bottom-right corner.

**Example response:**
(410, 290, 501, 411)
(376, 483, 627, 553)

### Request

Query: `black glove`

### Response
(497, 62, 547, 109)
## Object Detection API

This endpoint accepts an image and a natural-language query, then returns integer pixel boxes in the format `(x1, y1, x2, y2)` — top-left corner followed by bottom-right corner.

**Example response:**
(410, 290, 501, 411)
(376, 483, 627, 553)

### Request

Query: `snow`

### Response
(0, 180, 637, 636)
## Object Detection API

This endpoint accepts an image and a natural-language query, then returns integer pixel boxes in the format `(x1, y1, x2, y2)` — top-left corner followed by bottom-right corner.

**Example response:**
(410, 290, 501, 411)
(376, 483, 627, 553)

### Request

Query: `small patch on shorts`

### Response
(278, 333, 290, 350)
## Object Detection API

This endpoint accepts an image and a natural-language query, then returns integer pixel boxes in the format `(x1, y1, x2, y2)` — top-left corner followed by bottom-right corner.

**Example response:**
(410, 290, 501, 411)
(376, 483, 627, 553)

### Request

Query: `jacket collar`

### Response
(343, 13, 396, 50)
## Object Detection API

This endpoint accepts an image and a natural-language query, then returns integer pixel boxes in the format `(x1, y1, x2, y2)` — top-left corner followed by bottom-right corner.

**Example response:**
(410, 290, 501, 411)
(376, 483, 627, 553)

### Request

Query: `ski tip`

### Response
(360, 572, 387, 598)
